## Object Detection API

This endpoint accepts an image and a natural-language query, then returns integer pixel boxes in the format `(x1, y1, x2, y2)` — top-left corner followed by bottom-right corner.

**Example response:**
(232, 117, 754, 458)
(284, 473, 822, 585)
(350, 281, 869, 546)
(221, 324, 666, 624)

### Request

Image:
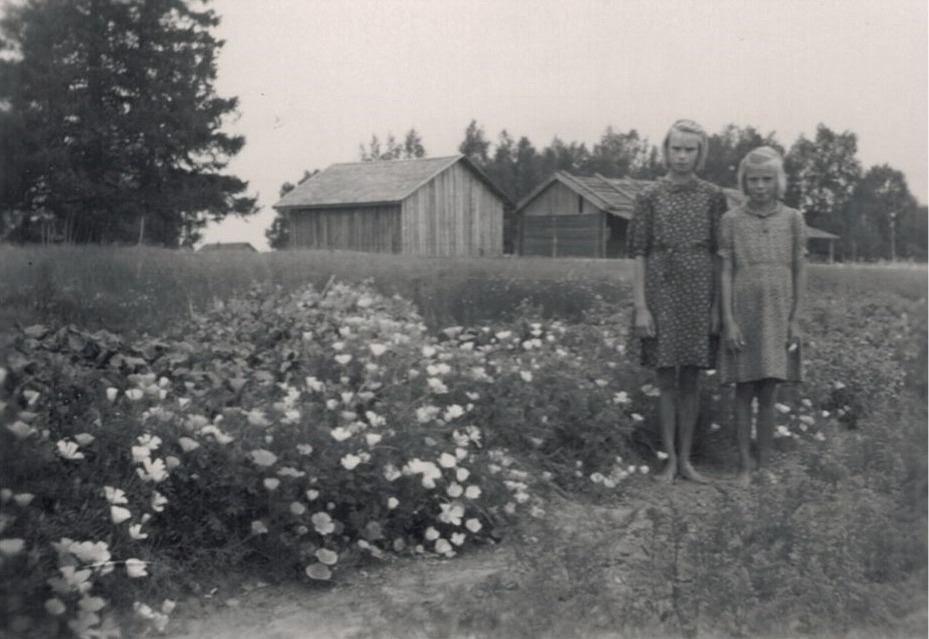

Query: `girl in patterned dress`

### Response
(718, 147, 807, 487)
(629, 120, 728, 484)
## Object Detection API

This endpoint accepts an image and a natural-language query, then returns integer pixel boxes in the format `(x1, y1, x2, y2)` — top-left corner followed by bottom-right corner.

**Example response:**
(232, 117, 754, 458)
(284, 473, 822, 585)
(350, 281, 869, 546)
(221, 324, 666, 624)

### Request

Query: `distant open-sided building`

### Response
(273, 156, 510, 257)
(515, 171, 838, 260)
(199, 242, 258, 252)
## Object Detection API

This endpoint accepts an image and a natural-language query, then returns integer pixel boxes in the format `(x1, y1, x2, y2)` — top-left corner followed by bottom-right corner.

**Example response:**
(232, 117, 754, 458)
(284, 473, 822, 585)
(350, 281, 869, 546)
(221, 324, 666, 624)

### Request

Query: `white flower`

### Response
(56, 440, 85, 460)
(251, 520, 269, 535)
(424, 526, 440, 541)
(427, 377, 448, 394)
(151, 491, 168, 512)
(443, 404, 465, 421)
(297, 444, 314, 456)
(365, 433, 382, 447)
(74, 433, 95, 446)
(179, 437, 200, 453)
(438, 503, 464, 526)
(631, 413, 644, 422)
(131, 446, 151, 462)
(125, 559, 148, 578)
(330, 426, 352, 442)
(0, 538, 25, 556)
(383, 464, 401, 482)
(456, 467, 470, 482)
(129, 524, 148, 540)
(11, 492, 33, 507)
(125, 389, 144, 401)
(464, 485, 481, 500)
(290, 502, 307, 515)
(263, 478, 280, 490)
(369, 343, 387, 357)
(6, 421, 36, 439)
(136, 457, 168, 483)
(438, 452, 457, 468)
(656, 451, 669, 460)
(775, 403, 792, 414)
(446, 482, 464, 498)
(341, 454, 362, 470)
(45, 598, 67, 615)
(312, 512, 335, 535)
(613, 391, 631, 405)
(519, 371, 533, 382)
(315, 548, 338, 565)
(435, 538, 453, 556)
(306, 489, 320, 501)
(305, 376, 325, 392)
(335, 354, 353, 365)
(639, 465, 650, 474)
(110, 506, 132, 525)
(451, 532, 466, 546)
(387, 497, 399, 510)
(249, 449, 278, 466)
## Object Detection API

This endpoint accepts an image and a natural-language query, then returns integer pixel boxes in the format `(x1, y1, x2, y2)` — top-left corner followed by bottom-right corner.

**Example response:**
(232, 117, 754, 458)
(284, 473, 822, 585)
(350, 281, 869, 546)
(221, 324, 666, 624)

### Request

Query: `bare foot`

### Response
(655, 461, 676, 484)
(734, 471, 751, 488)
(679, 462, 709, 484)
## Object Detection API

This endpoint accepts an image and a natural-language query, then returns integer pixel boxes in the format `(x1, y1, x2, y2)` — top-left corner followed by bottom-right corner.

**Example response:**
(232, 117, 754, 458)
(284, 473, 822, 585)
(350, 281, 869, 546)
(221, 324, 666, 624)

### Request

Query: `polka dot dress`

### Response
(627, 177, 728, 369)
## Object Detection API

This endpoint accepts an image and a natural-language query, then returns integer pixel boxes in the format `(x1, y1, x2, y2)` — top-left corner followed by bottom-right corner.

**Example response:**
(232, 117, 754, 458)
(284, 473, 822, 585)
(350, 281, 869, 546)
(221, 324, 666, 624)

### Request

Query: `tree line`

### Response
(270, 120, 926, 261)
(2, 1, 923, 260)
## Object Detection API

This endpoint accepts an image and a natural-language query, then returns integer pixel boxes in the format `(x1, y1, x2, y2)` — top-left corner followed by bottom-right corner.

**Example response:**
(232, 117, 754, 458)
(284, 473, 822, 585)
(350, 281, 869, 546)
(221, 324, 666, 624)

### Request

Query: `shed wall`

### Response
(522, 182, 590, 217)
(289, 205, 402, 253)
(401, 161, 503, 256)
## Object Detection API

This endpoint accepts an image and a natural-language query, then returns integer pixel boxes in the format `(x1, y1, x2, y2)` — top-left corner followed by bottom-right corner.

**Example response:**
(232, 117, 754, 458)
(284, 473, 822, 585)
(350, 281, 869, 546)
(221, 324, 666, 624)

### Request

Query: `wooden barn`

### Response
(516, 171, 837, 260)
(273, 155, 510, 256)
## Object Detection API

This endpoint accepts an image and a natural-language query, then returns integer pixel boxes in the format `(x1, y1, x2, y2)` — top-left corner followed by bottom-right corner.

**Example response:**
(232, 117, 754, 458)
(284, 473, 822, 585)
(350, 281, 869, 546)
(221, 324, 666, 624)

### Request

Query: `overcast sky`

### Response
(203, 0, 928, 250)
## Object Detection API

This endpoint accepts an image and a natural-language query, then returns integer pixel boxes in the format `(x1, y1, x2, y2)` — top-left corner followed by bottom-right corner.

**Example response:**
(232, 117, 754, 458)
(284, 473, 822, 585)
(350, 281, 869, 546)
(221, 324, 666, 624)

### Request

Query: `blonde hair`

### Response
(662, 119, 709, 172)
(737, 146, 787, 197)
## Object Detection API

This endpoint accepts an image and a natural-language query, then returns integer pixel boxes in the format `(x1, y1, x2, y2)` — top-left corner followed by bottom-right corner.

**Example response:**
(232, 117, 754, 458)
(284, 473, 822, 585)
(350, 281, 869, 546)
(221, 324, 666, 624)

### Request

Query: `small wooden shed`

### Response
(273, 155, 510, 256)
(517, 171, 837, 260)
(516, 172, 743, 258)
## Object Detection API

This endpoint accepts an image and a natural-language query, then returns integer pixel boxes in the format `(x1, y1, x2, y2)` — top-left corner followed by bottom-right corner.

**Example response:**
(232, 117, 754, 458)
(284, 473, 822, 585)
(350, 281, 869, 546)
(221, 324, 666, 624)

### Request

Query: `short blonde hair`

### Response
(662, 119, 709, 172)
(737, 146, 787, 197)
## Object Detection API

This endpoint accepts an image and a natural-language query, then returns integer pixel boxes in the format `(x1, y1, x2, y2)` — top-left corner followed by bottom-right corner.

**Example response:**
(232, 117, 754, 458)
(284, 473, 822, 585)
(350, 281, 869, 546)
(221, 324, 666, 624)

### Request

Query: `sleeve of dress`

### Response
(717, 212, 733, 261)
(627, 191, 652, 258)
(709, 189, 728, 253)
(793, 209, 809, 260)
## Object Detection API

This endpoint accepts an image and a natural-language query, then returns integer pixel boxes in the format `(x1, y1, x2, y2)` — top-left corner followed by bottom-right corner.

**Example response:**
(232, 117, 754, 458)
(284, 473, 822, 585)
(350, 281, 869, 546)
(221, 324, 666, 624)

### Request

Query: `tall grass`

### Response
(0, 246, 632, 334)
(3, 245, 926, 337)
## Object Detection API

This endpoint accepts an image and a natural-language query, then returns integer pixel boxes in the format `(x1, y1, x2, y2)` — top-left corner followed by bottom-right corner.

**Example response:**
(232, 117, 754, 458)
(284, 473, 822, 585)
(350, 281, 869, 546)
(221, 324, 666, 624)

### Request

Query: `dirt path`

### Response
(170, 478, 720, 639)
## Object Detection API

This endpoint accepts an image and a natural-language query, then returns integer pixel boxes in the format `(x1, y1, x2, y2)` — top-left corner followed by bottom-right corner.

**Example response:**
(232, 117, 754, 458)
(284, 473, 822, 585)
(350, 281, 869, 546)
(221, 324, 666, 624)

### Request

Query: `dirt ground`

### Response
(169, 479, 709, 639)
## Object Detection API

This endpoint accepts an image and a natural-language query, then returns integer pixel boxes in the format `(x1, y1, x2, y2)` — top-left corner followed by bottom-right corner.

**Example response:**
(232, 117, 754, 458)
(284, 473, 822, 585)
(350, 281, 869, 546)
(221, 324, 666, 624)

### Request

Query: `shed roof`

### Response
(273, 155, 510, 210)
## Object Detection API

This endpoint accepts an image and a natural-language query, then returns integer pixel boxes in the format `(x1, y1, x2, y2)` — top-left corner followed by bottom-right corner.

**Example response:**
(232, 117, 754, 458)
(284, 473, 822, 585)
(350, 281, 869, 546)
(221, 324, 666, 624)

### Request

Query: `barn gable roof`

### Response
(273, 155, 510, 210)
(515, 171, 651, 220)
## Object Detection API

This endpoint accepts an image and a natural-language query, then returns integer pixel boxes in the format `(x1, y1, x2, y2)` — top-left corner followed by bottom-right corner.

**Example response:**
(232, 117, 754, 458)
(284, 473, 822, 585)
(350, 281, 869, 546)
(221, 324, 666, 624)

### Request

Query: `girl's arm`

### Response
(633, 256, 655, 338)
(720, 254, 743, 350)
(788, 210, 808, 343)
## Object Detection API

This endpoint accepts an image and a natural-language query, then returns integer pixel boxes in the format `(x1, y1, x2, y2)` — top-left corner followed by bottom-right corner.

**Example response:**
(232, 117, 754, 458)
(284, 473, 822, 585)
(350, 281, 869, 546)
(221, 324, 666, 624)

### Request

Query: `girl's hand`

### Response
(725, 322, 745, 352)
(634, 307, 656, 339)
(709, 304, 722, 336)
(787, 318, 802, 346)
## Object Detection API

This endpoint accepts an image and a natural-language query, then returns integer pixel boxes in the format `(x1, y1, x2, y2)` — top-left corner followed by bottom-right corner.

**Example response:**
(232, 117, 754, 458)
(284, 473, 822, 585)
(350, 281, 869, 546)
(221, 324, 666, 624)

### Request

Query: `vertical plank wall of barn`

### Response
(401, 162, 503, 256)
(519, 181, 604, 257)
(290, 205, 401, 252)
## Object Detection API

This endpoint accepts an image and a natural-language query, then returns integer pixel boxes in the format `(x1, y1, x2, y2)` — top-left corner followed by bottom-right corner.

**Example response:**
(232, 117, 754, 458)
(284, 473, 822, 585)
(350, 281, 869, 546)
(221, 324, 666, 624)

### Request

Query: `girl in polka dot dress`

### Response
(718, 147, 806, 487)
(628, 120, 728, 484)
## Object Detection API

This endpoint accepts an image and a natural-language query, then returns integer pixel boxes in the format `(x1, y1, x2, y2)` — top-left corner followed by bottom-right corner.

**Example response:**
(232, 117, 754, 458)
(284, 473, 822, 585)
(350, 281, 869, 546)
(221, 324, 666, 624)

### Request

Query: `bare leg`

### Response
(655, 367, 678, 484)
(734, 381, 755, 487)
(677, 366, 707, 483)
(755, 379, 778, 469)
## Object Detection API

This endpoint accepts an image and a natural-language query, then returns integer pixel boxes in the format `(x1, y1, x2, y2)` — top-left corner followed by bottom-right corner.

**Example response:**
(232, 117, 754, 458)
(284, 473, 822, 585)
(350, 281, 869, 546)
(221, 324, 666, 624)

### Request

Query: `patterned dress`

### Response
(717, 203, 807, 383)
(627, 177, 728, 369)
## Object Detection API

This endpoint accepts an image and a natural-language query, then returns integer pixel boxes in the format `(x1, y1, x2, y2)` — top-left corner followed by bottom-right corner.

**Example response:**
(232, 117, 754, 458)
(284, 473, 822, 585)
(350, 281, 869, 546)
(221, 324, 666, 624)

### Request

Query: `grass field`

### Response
(0, 245, 925, 638)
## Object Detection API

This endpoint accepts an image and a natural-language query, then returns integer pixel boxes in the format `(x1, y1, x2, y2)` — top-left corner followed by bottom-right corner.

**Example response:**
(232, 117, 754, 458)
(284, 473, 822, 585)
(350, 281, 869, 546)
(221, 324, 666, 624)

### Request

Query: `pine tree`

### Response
(0, 0, 257, 246)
